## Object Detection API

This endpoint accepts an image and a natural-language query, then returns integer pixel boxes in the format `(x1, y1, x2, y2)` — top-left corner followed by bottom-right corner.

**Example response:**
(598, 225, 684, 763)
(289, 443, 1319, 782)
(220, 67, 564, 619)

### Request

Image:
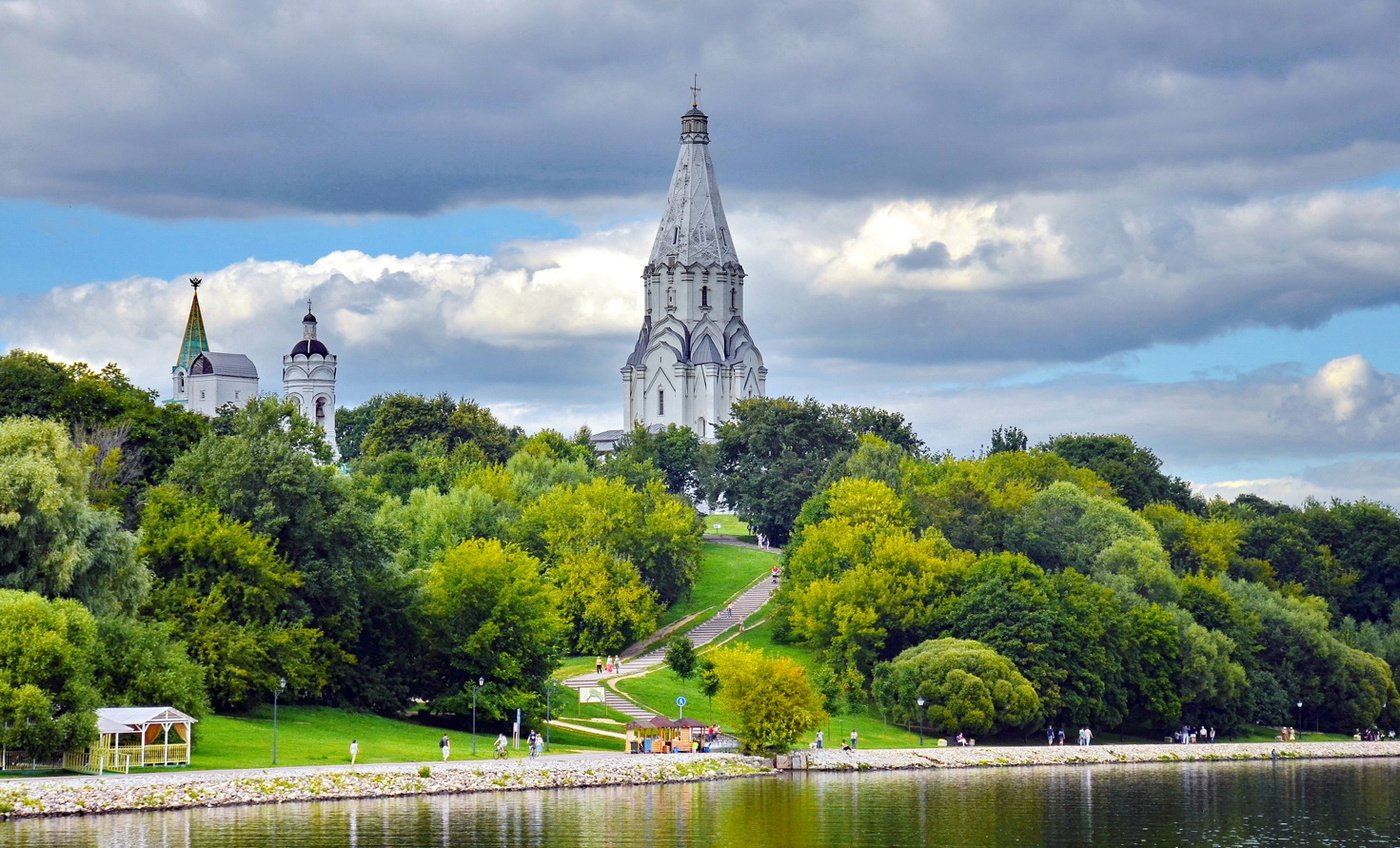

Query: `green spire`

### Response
(175, 278, 209, 370)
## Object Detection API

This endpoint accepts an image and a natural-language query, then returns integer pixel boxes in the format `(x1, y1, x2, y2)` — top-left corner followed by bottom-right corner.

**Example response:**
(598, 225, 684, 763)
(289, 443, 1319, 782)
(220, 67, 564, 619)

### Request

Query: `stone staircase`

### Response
(561, 569, 781, 722)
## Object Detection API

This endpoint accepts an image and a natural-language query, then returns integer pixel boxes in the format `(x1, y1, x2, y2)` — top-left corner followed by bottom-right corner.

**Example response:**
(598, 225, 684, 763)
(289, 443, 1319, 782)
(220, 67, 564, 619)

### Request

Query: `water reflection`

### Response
(5, 760, 1400, 847)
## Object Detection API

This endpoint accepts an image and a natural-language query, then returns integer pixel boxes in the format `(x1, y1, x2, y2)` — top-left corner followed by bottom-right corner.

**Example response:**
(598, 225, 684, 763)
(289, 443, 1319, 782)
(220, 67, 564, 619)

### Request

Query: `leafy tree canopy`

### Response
(418, 539, 562, 717)
(1039, 433, 1200, 513)
(0, 416, 147, 615)
(709, 643, 827, 755)
(872, 637, 1041, 736)
(0, 589, 100, 758)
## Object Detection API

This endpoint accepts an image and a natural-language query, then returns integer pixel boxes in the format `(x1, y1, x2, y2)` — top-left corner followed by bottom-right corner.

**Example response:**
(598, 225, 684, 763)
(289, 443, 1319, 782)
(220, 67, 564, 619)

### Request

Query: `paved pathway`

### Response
(561, 548, 781, 723)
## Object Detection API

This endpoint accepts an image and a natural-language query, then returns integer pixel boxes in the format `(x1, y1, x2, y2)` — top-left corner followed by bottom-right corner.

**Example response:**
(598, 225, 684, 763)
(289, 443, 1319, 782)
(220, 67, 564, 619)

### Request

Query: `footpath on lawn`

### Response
(558, 535, 781, 726)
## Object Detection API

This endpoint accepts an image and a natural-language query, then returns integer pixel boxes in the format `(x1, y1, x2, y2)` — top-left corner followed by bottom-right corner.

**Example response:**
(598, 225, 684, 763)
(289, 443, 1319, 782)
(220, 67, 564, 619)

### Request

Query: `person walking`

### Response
(349, 739, 359, 765)
(850, 729, 858, 749)
(816, 730, 824, 750)
(595, 656, 603, 674)
(440, 733, 451, 761)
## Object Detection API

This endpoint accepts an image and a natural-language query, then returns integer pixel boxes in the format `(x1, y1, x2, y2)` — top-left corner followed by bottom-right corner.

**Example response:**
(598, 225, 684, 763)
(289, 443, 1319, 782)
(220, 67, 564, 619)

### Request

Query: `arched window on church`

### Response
(315, 397, 326, 428)
(658, 389, 665, 416)
(701, 286, 709, 307)
(698, 418, 706, 438)
(730, 287, 736, 310)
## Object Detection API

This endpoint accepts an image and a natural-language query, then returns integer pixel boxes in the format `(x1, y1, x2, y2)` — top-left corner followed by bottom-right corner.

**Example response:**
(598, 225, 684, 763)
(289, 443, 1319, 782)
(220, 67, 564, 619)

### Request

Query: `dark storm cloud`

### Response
(4, 1, 1400, 216)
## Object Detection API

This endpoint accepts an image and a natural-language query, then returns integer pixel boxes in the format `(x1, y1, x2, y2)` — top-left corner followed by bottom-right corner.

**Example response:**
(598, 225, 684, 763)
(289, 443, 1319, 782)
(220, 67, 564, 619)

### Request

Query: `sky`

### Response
(2, 0, 1400, 507)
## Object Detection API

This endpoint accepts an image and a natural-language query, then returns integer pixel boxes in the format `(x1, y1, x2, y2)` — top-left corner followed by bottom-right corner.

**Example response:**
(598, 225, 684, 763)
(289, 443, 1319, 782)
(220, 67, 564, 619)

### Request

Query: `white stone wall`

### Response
(186, 373, 258, 416)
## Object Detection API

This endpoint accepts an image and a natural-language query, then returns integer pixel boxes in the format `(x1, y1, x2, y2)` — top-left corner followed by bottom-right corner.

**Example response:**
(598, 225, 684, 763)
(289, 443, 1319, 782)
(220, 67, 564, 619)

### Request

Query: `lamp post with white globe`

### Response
(916, 697, 926, 747)
(472, 678, 485, 756)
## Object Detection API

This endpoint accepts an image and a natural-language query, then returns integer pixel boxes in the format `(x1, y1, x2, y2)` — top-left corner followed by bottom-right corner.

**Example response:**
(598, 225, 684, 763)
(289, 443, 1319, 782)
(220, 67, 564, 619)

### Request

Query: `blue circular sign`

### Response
(676, 696, 688, 707)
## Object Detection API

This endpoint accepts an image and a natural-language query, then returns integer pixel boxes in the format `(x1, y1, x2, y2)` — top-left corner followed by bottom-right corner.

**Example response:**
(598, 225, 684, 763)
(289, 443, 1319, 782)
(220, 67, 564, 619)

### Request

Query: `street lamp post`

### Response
(546, 681, 555, 753)
(916, 697, 926, 747)
(272, 677, 286, 765)
(472, 678, 485, 756)
(1296, 700, 1303, 734)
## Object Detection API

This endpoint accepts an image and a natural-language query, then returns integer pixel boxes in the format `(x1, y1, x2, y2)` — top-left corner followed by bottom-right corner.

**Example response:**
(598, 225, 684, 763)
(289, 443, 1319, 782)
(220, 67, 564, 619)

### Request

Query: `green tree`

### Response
(92, 616, 211, 719)
(334, 394, 385, 462)
(418, 539, 562, 716)
(0, 589, 100, 758)
(138, 486, 329, 711)
(1003, 481, 1161, 573)
(988, 426, 1029, 454)
(872, 638, 1041, 736)
(548, 548, 660, 654)
(708, 643, 827, 754)
(164, 397, 403, 709)
(359, 393, 518, 465)
(607, 424, 702, 501)
(514, 477, 701, 606)
(665, 634, 698, 686)
(1039, 433, 1199, 512)
(0, 417, 147, 615)
(716, 397, 922, 545)
(0, 351, 208, 517)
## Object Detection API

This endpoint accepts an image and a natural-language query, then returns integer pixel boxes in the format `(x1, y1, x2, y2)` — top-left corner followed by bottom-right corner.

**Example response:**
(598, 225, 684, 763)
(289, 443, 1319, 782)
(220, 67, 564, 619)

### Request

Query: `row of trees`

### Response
(769, 440, 1400, 738)
(5, 346, 1400, 754)
(0, 354, 712, 756)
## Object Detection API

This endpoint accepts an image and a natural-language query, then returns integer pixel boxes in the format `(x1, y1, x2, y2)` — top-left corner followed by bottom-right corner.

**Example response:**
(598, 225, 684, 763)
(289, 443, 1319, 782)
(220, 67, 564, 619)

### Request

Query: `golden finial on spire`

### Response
(691, 74, 701, 108)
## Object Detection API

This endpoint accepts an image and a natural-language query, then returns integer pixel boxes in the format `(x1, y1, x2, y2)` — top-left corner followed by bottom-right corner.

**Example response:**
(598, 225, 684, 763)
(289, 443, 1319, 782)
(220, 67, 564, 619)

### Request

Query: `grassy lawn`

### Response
(614, 620, 922, 749)
(184, 705, 613, 770)
(658, 542, 776, 627)
(702, 513, 756, 542)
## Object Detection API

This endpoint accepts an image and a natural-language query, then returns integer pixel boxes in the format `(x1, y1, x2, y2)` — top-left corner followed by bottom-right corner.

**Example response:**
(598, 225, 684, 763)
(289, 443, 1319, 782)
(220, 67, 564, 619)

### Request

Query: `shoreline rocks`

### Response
(789, 741, 1400, 771)
(0, 754, 771, 820)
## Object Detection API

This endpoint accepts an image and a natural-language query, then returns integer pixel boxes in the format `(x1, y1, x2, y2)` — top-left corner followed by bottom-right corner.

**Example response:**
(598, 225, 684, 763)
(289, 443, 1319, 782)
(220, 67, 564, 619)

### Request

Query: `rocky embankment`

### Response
(0, 754, 771, 820)
(790, 741, 1400, 771)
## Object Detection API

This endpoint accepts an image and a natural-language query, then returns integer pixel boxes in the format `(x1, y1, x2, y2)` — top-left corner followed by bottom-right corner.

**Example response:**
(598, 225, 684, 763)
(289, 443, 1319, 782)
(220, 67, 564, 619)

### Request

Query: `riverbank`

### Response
(0, 754, 771, 820)
(790, 740, 1400, 771)
(8, 741, 1400, 821)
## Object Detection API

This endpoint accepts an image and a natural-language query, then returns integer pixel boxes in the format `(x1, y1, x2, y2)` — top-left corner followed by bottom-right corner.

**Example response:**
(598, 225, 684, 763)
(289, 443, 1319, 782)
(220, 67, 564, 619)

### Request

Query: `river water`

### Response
(5, 759, 1400, 847)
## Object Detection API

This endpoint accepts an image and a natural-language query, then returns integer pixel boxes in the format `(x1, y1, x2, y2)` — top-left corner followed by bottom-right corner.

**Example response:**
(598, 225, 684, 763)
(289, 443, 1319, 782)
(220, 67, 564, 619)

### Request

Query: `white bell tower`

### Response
(282, 301, 338, 457)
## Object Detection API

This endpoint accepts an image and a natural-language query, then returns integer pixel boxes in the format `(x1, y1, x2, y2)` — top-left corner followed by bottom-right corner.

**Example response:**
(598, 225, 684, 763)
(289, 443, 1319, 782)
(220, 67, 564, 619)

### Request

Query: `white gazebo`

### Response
(93, 707, 197, 767)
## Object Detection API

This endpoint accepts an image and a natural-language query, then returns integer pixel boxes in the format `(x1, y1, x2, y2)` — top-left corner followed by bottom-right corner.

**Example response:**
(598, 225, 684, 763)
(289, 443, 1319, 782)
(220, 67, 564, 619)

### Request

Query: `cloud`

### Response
(3, 1, 1400, 215)
(1199, 459, 1400, 510)
(741, 188, 1400, 366)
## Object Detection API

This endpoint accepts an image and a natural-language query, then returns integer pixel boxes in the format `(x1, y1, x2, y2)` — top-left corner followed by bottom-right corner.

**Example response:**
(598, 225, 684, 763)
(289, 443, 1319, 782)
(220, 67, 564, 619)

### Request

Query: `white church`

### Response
(599, 96, 767, 448)
(168, 278, 339, 455)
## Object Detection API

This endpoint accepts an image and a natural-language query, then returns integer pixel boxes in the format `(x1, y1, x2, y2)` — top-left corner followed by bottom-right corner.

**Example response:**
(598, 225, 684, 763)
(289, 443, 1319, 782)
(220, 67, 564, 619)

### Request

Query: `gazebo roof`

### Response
(625, 716, 709, 730)
(96, 707, 198, 731)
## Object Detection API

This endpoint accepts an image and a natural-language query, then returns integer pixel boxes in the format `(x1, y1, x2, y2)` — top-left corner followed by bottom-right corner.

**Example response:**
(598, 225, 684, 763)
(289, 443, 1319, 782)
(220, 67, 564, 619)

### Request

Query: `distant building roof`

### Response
(190, 352, 259, 379)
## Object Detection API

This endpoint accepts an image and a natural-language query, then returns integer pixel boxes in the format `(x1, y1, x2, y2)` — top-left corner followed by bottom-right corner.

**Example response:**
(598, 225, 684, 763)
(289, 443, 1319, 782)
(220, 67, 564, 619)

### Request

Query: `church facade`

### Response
(620, 100, 766, 440)
(169, 278, 260, 416)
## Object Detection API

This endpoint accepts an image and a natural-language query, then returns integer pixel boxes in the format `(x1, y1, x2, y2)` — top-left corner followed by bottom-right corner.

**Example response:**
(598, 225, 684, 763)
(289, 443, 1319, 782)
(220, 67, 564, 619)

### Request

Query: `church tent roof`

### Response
(648, 106, 740, 269)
